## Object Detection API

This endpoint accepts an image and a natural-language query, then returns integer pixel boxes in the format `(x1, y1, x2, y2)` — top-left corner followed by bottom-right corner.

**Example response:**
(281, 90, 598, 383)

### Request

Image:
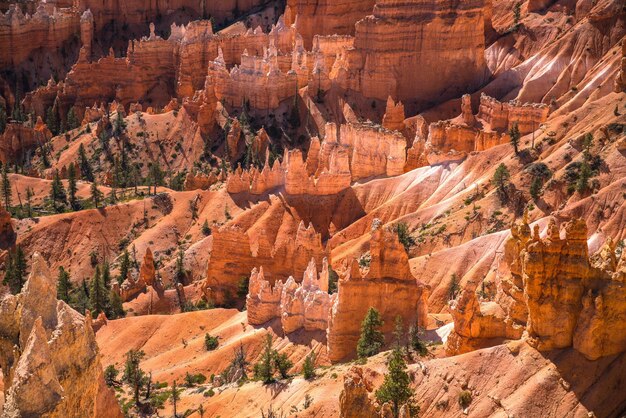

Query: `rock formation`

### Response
(204, 221, 328, 304)
(339, 367, 379, 418)
(381, 96, 405, 132)
(183, 171, 218, 191)
(477, 93, 549, 134)
(446, 217, 626, 361)
(247, 258, 335, 333)
(139, 247, 155, 287)
(330, 0, 488, 104)
(0, 118, 52, 164)
(0, 253, 121, 417)
(615, 38, 626, 92)
(327, 220, 429, 362)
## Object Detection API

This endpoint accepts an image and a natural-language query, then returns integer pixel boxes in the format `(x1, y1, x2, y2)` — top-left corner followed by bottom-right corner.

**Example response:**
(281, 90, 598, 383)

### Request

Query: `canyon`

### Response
(0, 0, 624, 416)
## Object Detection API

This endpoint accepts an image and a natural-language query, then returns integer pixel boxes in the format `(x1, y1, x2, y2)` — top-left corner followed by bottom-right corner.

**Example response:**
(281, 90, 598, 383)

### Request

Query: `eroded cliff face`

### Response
(330, 0, 488, 105)
(0, 253, 121, 418)
(615, 37, 626, 92)
(204, 220, 328, 304)
(327, 220, 429, 362)
(246, 258, 335, 333)
(446, 217, 626, 361)
(285, 0, 375, 48)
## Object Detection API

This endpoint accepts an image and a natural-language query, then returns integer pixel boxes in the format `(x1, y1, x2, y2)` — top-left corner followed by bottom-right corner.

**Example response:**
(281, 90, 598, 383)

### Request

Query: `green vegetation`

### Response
(357, 307, 385, 358)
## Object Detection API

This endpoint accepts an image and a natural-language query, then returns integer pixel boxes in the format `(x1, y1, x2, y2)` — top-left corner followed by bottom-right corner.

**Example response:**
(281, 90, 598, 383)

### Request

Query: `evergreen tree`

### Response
(78, 143, 94, 181)
(492, 163, 511, 204)
(114, 111, 126, 137)
(123, 349, 146, 405)
(66, 107, 79, 131)
(45, 106, 59, 136)
(0, 105, 6, 134)
(530, 176, 542, 200)
(254, 333, 275, 384)
(90, 179, 104, 208)
(357, 307, 385, 358)
(148, 161, 164, 195)
(273, 351, 292, 379)
(3, 245, 27, 294)
(89, 266, 109, 317)
(302, 351, 316, 380)
(118, 249, 130, 284)
(170, 380, 182, 418)
(72, 279, 90, 315)
(509, 122, 521, 155)
(576, 161, 592, 193)
(67, 163, 79, 210)
(57, 266, 72, 303)
(108, 290, 125, 319)
(49, 170, 67, 212)
(101, 262, 112, 288)
(1, 165, 11, 210)
(375, 346, 419, 417)
(512, 2, 522, 27)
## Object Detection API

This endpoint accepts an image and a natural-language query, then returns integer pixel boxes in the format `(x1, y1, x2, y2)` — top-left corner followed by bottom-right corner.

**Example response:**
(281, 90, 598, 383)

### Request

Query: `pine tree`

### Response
(72, 279, 90, 314)
(66, 107, 79, 131)
(576, 161, 592, 193)
(78, 143, 94, 181)
(254, 333, 275, 383)
(108, 290, 125, 319)
(509, 122, 521, 155)
(49, 170, 67, 212)
(170, 380, 182, 418)
(123, 349, 146, 405)
(118, 249, 130, 284)
(3, 245, 26, 295)
(101, 262, 112, 288)
(67, 163, 79, 210)
(492, 163, 511, 204)
(357, 307, 385, 358)
(45, 106, 59, 136)
(375, 346, 419, 417)
(273, 351, 292, 379)
(89, 266, 109, 317)
(1, 165, 11, 210)
(302, 351, 316, 380)
(90, 179, 104, 208)
(57, 266, 72, 303)
(530, 176, 542, 200)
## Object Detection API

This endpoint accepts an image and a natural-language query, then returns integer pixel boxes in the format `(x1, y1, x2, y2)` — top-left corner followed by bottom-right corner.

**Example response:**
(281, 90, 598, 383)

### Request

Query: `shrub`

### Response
(205, 333, 219, 351)
(394, 222, 416, 252)
(202, 220, 212, 236)
(302, 352, 316, 380)
(459, 390, 473, 408)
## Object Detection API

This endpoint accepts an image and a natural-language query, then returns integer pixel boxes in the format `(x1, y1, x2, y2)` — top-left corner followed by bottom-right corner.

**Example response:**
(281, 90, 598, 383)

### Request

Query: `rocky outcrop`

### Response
(381, 96, 405, 132)
(285, 0, 375, 48)
(0, 118, 51, 164)
(246, 258, 335, 333)
(204, 221, 328, 304)
(119, 273, 147, 302)
(446, 217, 626, 361)
(227, 144, 352, 196)
(477, 94, 549, 134)
(139, 247, 155, 287)
(330, 0, 487, 104)
(327, 221, 429, 362)
(0, 253, 121, 417)
(615, 38, 626, 92)
(325, 122, 406, 180)
(0, 4, 80, 69)
(183, 171, 218, 191)
(339, 367, 379, 418)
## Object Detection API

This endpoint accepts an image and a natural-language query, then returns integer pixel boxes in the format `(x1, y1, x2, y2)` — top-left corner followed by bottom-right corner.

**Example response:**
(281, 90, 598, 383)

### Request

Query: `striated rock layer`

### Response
(0, 253, 121, 417)
(331, 0, 488, 105)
